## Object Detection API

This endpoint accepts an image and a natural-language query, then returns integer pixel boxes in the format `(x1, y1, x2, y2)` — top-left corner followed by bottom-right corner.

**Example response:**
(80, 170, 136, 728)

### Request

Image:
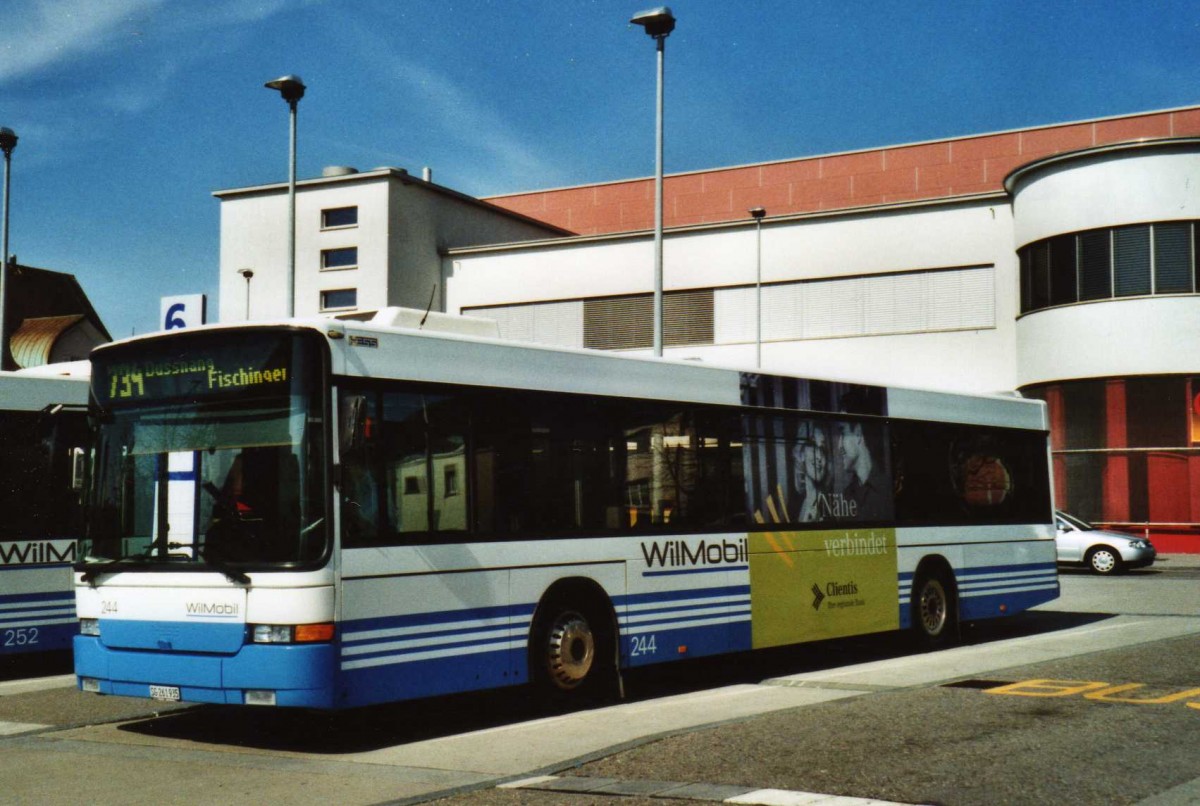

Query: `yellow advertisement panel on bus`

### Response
(748, 528, 899, 648)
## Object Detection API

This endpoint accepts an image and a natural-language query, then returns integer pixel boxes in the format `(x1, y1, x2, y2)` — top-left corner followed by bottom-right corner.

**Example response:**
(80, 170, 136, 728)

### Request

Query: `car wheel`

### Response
(912, 568, 957, 647)
(1086, 546, 1123, 575)
(530, 593, 615, 702)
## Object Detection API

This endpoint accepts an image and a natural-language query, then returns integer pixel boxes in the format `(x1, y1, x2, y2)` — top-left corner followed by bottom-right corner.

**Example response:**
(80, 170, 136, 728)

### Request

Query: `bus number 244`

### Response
(629, 634, 658, 657)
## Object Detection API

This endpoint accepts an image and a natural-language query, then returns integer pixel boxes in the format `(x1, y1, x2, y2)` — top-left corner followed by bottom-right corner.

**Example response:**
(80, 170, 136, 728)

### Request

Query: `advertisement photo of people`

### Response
(740, 374, 894, 527)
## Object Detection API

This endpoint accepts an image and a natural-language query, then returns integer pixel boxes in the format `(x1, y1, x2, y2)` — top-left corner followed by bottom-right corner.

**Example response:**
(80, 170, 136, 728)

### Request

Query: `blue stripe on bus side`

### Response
(616, 585, 754, 665)
(897, 561, 1058, 582)
(958, 584, 1059, 622)
(342, 631, 524, 666)
(616, 584, 751, 607)
(338, 603, 534, 679)
(339, 645, 520, 708)
(337, 603, 531, 707)
(341, 602, 536, 636)
(0, 591, 75, 605)
(341, 619, 513, 651)
(0, 591, 76, 636)
(0, 587, 76, 654)
(0, 564, 76, 572)
(337, 584, 757, 688)
(622, 620, 754, 667)
(0, 621, 77, 653)
(642, 565, 749, 577)
(896, 561, 1059, 628)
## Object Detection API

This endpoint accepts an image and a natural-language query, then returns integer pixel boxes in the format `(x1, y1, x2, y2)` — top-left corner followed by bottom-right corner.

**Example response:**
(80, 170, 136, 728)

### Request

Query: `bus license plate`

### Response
(149, 685, 181, 702)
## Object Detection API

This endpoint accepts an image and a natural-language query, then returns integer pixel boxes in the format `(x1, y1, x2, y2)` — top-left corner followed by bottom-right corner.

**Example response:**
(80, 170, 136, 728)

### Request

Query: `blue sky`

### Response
(3, 0, 1199, 339)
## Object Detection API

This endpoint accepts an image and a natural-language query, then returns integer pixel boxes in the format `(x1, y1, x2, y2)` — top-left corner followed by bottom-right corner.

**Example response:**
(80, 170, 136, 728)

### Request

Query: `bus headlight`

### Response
(252, 625, 293, 643)
(251, 623, 334, 643)
(80, 618, 100, 636)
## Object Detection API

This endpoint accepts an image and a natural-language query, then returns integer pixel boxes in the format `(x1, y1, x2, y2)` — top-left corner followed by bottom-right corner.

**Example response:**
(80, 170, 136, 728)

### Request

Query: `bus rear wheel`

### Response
(530, 593, 615, 701)
(912, 569, 957, 647)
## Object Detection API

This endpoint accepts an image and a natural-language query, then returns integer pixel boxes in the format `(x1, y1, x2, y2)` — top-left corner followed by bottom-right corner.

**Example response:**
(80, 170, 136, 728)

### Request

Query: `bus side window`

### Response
(339, 389, 380, 547)
(472, 392, 529, 537)
(379, 390, 469, 540)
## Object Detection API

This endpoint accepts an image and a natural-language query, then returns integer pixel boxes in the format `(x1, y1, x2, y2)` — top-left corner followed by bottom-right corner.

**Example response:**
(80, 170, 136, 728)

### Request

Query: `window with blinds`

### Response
(467, 268, 993, 351)
(1078, 230, 1112, 302)
(1113, 225, 1151, 297)
(1155, 222, 1193, 293)
(744, 265, 994, 341)
(477, 301, 584, 347)
(464, 291, 715, 351)
(1020, 220, 1198, 313)
(583, 289, 714, 349)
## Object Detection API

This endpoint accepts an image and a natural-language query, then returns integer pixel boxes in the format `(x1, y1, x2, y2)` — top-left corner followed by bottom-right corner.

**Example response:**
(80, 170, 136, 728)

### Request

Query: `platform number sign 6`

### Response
(164, 303, 187, 330)
(159, 295, 206, 331)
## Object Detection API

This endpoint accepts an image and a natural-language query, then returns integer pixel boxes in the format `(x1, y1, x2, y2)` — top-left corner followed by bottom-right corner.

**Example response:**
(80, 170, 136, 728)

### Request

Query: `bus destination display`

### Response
(94, 336, 303, 405)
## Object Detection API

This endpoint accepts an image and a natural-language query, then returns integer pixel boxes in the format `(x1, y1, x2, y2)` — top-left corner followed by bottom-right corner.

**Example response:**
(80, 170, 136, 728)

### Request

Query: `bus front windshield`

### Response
(85, 331, 327, 568)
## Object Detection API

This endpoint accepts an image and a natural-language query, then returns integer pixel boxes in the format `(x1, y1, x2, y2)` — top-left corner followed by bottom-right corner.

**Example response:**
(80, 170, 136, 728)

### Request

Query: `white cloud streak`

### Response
(0, 0, 165, 83)
(394, 60, 559, 181)
(0, 0, 315, 85)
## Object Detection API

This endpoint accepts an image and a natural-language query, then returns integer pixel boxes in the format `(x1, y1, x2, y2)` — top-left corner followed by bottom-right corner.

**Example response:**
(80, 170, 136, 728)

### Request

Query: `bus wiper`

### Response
(80, 552, 156, 586)
(165, 542, 251, 586)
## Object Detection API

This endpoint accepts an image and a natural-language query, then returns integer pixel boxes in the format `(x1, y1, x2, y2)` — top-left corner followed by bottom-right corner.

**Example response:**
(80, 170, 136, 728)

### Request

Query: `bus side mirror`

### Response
(340, 395, 367, 455)
(70, 447, 87, 492)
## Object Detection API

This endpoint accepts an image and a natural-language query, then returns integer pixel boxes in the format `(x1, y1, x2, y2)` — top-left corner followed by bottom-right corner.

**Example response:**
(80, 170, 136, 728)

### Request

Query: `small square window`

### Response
(322, 206, 358, 229)
(321, 288, 357, 311)
(322, 247, 358, 270)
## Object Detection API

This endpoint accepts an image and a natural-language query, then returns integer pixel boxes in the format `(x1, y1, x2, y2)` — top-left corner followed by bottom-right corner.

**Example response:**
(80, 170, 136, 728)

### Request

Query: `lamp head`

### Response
(749, 207, 766, 220)
(264, 75, 306, 104)
(631, 6, 675, 38)
(0, 127, 17, 156)
(238, 268, 254, 279)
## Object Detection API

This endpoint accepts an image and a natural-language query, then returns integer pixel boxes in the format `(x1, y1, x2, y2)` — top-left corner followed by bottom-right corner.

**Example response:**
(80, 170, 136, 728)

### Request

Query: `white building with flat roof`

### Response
(213, 166, 566, 322)
(215, 105, 1200, 551)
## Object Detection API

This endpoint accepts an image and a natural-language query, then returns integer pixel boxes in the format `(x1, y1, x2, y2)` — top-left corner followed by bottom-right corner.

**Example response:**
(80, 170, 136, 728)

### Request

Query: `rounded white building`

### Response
(1008, 139, 1200, 548)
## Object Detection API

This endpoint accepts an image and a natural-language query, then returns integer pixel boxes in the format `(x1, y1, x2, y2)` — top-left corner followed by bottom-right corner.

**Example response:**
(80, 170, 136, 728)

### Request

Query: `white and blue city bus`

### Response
(1, 363, 90, 662)
(74, 310, 1057, 709)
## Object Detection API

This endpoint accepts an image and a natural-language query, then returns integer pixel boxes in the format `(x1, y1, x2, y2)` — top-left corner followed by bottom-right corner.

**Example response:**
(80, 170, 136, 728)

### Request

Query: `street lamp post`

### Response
(631, 7, 675, 357)
(0, 127, 17, 369)
(238, 268, 254, 320)
(264, 75, 306, 318)
(749, 207, 765, 368)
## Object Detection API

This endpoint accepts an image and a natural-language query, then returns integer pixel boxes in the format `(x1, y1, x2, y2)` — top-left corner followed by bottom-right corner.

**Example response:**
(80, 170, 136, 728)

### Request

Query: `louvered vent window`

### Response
(665, 289, 715, 346)
(583, 290, 714, 350)
(584, 295, 651, 350)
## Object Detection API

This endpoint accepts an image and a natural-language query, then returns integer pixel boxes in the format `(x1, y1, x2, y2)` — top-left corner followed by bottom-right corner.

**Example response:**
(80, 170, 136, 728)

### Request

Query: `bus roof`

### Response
(93, 311, 1047, 431)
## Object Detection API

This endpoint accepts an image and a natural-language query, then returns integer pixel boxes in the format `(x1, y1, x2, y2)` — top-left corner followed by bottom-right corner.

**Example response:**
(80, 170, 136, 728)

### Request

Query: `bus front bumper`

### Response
(73, 636, 337, 709)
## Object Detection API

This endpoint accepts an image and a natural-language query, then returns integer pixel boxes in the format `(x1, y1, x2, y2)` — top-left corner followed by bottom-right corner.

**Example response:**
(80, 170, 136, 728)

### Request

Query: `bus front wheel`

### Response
(530, 593, 615, 701)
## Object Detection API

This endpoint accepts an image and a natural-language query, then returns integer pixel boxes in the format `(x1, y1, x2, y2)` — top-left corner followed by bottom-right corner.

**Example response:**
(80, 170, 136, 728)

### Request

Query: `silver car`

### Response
(1055, 510, 1156, 574)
